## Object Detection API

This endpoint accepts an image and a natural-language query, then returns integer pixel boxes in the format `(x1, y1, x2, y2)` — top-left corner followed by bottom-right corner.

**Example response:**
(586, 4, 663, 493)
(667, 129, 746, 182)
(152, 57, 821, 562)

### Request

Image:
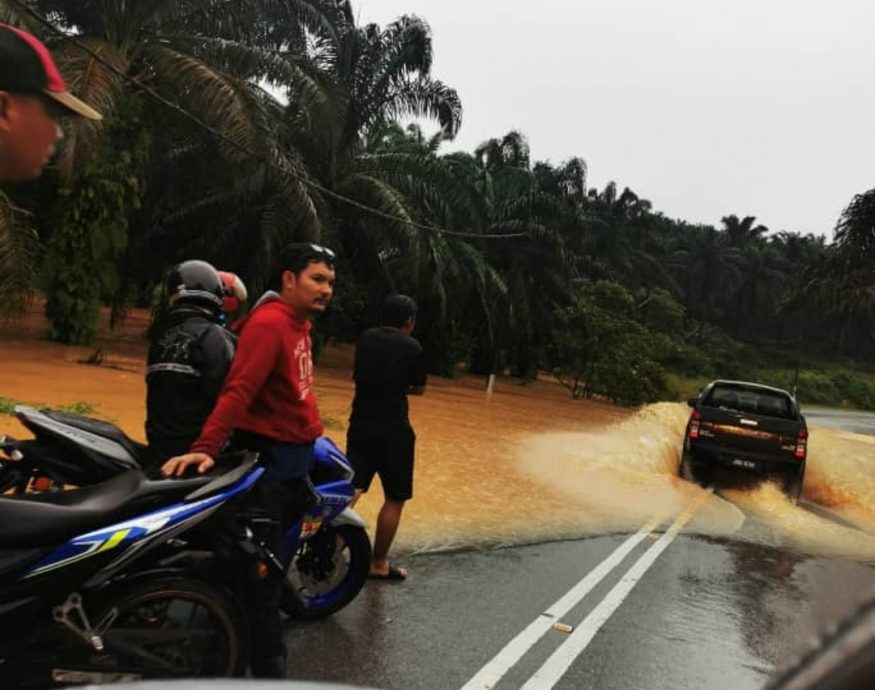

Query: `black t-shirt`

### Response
(350, 327, 426, 427)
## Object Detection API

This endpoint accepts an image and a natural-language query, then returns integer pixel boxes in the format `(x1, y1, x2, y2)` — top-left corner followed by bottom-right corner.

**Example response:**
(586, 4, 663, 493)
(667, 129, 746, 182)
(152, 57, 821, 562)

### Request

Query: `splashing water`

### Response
(513, 403, 875, 560)
(393, 400, 875, 560)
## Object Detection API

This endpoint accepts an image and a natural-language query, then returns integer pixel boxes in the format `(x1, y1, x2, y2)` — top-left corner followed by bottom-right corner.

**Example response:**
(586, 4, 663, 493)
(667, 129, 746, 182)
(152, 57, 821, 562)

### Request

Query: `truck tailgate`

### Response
(697, 408, 800, 457)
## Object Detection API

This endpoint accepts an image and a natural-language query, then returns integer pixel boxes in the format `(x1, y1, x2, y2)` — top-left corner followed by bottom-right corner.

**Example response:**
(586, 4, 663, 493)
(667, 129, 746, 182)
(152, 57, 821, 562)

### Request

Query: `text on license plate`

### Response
(731, 457, 757, 470)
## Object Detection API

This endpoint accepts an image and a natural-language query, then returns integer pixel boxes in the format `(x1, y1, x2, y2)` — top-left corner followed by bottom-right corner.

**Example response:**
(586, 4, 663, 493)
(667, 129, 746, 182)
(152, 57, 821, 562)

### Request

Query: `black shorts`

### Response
(346, 423, 416, 501)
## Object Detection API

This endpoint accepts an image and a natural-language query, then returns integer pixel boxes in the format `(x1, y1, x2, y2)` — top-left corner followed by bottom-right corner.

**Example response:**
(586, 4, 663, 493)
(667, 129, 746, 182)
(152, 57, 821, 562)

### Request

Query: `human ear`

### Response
(282, 269, 297, 291)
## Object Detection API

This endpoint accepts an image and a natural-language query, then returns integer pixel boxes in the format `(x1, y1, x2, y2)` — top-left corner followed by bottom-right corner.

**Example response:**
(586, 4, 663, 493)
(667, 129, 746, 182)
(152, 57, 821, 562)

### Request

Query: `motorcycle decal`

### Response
(24, 475, 259, 579)
(24, 527, 147, 577)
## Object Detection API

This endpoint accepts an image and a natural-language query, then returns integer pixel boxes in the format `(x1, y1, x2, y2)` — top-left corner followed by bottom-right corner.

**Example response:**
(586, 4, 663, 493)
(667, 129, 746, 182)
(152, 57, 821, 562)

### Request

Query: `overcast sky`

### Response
(353, 0, 875, 239)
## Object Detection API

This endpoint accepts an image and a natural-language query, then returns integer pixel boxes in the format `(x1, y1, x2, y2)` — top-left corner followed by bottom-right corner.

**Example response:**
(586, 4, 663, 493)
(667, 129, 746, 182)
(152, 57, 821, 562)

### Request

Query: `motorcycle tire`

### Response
(90, 576, 248, 678)
(281, 524, 371, 620)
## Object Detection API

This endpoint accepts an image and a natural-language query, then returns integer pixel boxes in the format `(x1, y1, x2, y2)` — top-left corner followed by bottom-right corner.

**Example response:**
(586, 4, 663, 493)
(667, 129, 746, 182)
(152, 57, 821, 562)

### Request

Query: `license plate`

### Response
(730, 457, 757, 470)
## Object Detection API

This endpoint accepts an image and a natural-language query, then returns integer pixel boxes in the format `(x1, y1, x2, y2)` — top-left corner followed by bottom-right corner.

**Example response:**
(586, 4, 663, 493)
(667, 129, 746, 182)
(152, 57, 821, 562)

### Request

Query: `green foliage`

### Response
(548, 281, 667, 405)
(754, 368, 875, 410)
(678, 323, 760, 379)
(0, 191, 39, 318)
(659, 339, 715, 378)
(0, 397, 96, 416)
(832, 370, 875, 409)
(56, 401, 97, 416)
(664, 374, 710, 402)
(634, 288, 685, 334)
(8, 1, 874, 392)
(44, 98, 149, 344)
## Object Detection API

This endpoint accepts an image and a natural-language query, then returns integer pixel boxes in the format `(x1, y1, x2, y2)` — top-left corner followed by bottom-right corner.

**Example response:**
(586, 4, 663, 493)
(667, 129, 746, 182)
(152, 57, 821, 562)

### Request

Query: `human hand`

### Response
(161, 452, 215, 478)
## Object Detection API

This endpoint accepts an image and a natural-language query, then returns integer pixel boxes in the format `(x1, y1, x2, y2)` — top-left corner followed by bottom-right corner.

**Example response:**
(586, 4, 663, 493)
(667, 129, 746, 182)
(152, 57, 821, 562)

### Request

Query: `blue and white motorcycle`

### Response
(0, 452, 264, 686)
(0, 406, 371, 621)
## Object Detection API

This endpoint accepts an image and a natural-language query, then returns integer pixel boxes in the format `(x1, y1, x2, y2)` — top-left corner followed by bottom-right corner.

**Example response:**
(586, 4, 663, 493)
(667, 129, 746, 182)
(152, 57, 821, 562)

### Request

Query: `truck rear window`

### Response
(703, 387, 795, 420)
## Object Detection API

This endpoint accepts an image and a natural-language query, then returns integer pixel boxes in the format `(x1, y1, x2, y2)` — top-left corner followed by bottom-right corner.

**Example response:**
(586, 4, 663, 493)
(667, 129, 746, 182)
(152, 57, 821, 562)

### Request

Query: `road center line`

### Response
(459, 517, 662, 690)
(519, 488, 714, 690)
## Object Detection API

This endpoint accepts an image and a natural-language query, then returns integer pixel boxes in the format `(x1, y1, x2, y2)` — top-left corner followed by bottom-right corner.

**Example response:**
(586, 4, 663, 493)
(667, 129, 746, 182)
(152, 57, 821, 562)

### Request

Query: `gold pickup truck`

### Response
(680, 380, 807, 502)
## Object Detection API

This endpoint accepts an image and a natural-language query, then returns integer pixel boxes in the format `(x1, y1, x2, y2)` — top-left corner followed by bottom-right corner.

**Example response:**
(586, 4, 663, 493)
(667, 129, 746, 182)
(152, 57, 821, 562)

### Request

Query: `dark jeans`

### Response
(227, 432, 317, 677)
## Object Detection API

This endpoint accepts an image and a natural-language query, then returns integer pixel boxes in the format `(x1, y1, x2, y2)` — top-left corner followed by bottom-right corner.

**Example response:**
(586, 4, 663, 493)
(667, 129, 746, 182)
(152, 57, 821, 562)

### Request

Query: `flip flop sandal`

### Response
(368, 564, 407, 581)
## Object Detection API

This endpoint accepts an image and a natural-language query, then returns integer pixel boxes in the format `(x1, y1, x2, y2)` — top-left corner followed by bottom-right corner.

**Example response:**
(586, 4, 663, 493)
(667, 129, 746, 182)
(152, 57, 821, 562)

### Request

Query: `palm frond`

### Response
(144, 44, 276, 163)
(0, 191, 39, 318)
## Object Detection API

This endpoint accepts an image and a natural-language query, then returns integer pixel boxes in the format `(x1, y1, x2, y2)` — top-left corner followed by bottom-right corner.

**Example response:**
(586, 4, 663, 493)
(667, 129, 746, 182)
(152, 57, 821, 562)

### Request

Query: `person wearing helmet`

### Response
(144, 260, 238, 471)
(217, 270, 248, 324)
(0, 23, 101, 182)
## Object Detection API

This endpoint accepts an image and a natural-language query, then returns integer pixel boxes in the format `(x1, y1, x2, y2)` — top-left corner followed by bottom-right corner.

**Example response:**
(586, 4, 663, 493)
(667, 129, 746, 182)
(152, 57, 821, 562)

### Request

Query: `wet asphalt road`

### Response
(283, 409, 875, 690)
(803, 406, 875, 436)
(282, 531, 875, 690)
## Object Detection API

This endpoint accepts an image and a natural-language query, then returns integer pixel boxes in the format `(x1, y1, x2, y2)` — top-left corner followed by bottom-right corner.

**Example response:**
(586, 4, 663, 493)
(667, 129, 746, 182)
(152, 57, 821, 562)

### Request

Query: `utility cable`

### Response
(11, 0, 528, 240)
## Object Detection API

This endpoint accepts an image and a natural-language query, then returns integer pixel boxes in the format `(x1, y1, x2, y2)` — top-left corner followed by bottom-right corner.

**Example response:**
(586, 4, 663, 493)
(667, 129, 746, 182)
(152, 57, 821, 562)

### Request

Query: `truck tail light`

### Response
(794, 426, 808, 459)
(689, 409, 701, 440)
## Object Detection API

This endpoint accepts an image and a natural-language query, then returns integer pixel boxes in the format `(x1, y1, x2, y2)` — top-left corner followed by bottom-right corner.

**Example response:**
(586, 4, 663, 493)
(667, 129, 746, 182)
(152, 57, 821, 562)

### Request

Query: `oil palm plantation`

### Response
(4, 0, 335, 341)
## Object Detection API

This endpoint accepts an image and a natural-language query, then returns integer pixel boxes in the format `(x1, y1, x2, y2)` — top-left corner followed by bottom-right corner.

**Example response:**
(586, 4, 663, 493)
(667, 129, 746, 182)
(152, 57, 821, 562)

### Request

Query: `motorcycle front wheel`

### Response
(281, 524, 371, 619)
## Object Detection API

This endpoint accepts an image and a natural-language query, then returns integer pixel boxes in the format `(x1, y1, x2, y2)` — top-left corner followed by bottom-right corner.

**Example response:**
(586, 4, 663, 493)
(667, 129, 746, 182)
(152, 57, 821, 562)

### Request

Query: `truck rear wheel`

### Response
(680, 451, 696, 483)
(784, 462, 805, 504)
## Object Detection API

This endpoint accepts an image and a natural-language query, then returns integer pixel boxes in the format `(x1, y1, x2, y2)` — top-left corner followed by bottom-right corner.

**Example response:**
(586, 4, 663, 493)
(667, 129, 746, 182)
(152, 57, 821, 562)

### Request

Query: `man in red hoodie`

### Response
(162, 242, 336, 678)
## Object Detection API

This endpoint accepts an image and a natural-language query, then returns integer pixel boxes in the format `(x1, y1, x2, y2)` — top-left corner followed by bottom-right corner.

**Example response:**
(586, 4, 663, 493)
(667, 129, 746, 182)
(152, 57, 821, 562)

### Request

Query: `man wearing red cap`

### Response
(0, 23, 101, 181)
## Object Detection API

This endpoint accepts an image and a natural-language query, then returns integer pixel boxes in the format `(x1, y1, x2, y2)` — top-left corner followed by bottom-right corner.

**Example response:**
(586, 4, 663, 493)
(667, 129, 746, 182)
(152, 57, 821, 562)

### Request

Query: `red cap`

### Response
(0, 23, 101, 120)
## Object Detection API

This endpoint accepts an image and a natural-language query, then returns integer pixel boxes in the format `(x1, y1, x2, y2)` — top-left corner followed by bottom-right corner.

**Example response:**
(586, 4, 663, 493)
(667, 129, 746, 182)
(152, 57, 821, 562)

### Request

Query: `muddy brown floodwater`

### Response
(3, 304, 875, 560)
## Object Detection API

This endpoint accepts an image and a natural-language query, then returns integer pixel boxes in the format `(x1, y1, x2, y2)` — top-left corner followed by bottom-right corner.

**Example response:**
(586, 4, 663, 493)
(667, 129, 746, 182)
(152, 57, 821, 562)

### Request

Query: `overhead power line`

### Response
(11, 0, 528, 240)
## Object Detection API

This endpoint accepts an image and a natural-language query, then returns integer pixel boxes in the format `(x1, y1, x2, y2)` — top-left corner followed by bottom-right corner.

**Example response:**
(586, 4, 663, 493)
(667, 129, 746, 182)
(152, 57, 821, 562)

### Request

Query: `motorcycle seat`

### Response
(127, 475, 214, 513)
(0, 470, 212, 547)
(0, 470, 146, 547)
(43, 409, 146, 464)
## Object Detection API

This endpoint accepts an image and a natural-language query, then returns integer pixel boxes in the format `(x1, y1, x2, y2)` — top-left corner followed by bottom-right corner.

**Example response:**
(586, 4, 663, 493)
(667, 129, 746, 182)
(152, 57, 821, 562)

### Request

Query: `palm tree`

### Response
(671, 225, 741, 321)
(790, 189, 875, 343)
(440, 134, 579, 377)
(579, 182, 674, 291)
(0, 191, 38, 317)
(721, 214, 768, 247)
(285, 11, 462, 248)
(732, 241, 784, 326)
(9, 0, 336, 341)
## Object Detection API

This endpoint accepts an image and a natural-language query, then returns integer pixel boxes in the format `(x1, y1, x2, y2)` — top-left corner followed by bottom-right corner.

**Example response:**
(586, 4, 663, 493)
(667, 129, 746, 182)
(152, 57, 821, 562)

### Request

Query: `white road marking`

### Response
(459, 518, 661, 690)
(519, 488, 713, 690)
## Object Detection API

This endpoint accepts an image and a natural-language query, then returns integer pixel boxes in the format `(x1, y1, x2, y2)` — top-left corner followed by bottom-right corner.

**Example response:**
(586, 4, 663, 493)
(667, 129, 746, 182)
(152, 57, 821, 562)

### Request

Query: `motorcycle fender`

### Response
(331, 507, 367, 529)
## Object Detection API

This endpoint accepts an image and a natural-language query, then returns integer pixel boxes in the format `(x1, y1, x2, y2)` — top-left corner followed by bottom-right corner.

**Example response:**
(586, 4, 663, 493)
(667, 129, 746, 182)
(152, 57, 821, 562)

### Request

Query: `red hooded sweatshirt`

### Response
(190, 296, 323, 458)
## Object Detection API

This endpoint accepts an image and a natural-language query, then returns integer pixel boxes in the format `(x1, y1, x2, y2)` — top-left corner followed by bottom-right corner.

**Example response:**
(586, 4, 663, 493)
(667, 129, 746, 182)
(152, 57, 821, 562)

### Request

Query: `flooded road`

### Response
(4, 308, 875, 688)
(507, 403, 875, 561)
(3, 308, 875, 559)
(301, 397, 875, 690)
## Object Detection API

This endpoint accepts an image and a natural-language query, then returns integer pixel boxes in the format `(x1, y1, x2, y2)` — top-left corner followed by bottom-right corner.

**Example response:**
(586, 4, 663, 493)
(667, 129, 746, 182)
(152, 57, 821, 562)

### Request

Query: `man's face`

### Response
(282, 260, 336, 317)
(0, 91, 63, 181)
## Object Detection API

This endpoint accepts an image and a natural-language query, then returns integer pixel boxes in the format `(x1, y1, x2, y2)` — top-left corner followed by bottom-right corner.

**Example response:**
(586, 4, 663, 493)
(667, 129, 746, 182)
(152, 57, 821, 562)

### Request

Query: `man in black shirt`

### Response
(348, 294, 426, 580)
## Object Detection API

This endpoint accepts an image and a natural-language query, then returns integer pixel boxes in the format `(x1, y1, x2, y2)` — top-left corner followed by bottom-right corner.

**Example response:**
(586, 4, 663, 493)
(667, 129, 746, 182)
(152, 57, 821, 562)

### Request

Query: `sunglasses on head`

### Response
(308, 243, 336, 259)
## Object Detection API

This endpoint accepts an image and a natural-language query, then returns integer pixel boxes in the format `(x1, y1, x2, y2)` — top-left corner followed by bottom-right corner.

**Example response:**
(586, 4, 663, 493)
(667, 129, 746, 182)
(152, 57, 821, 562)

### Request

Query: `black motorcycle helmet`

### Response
(166, 260, 224, 313)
